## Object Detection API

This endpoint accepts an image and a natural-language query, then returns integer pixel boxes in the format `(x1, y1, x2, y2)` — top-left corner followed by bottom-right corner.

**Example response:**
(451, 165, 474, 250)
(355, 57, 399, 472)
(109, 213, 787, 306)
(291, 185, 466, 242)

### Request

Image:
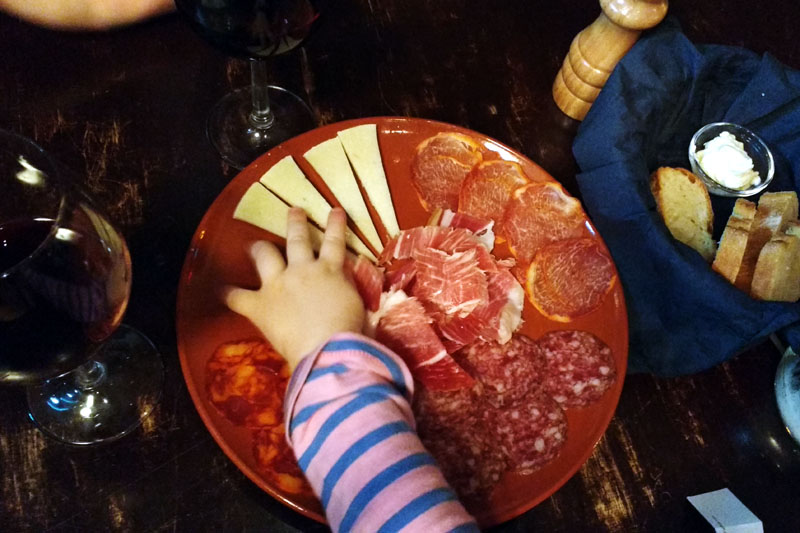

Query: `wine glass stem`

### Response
(75, 360, 107, 389)
(249, 59, 275, 130)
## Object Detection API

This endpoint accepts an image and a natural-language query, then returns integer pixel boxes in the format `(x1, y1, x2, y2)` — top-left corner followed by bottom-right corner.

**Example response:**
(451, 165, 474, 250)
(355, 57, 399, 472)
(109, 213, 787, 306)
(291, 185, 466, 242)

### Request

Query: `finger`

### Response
(318, 207, 347, 267)
(285, 208, 314, 264)
(249, 240, 285, 282)
(222, 286, 259, 317)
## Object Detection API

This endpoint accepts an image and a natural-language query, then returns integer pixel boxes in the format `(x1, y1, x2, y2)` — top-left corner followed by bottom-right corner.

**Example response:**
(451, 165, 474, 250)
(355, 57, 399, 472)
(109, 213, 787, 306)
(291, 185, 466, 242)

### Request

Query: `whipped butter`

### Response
(695, 131, 761, 190)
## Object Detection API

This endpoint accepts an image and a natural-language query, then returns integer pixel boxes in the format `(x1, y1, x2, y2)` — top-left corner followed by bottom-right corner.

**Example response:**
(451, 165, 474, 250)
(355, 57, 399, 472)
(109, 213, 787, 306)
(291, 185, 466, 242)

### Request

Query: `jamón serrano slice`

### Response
(501, 182, 588, 269)
(525, 238, 616, 322)
(411, 132, 483, 211)
(458, 160, 531, 232)
(538, 330, 617, 407)
(374, 291, 474, 391)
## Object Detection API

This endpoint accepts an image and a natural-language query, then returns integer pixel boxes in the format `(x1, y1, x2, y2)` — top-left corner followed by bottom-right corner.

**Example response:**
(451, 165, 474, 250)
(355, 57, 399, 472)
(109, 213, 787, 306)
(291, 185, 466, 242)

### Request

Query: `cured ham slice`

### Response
(412, 247, 488, 319)
(458, 160, 531, 233)
(525, 238, 616, 322)
(411, 132, 483, 211)
(348, 255, 385, 312)
(378, 225, 523, 352)
(501, 182, 589, 268)
(374, 291, 474, 391)
(437, 209, 495, 250)
(384, 260, 417, 292)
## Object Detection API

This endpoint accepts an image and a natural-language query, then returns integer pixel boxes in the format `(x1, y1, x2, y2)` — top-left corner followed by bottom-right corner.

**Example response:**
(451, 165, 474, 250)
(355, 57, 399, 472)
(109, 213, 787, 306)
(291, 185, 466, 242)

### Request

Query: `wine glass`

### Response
(0, 129, 163, 445)
(175, 0, 322, 169)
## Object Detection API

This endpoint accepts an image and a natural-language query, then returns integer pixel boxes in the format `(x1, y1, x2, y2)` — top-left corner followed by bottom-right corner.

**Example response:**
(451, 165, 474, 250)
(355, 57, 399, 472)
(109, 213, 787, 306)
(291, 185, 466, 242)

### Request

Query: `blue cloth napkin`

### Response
(573, 18, 800, 376)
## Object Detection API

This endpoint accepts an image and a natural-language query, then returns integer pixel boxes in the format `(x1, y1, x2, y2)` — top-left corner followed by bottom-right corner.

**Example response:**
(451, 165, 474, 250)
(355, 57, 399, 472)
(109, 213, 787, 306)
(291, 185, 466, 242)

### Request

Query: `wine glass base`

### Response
(775, 347, 800, 446)
(207, 85, 315, 169)
(26, 325, 164, 446)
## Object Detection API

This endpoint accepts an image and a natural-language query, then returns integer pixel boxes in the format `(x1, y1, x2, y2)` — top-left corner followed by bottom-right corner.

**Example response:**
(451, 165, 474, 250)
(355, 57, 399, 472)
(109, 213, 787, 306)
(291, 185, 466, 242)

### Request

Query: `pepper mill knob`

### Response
(553, 0, 668, 121)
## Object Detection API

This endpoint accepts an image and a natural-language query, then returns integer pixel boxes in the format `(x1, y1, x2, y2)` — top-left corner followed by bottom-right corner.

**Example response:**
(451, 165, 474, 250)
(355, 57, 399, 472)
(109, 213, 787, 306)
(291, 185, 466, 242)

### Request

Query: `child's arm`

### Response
(225, 208, 479, 532)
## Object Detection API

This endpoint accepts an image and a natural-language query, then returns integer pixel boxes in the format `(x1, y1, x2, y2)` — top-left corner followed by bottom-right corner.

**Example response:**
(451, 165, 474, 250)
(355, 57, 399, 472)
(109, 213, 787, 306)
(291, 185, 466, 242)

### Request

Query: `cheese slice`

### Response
(233, 183, 325, 251)
(338, 124, 400, 237)
(304, 138, 384, 253)
(259, 155, 376, 261)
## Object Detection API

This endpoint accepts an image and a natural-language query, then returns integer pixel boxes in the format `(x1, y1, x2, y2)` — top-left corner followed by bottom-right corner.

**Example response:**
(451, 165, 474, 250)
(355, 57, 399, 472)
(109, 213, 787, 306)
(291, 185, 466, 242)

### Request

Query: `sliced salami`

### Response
(483, 390, 567, 473)
(538, 330, 617, 407)
(454, 334, 545, 407)
(414, 385, 508, 501)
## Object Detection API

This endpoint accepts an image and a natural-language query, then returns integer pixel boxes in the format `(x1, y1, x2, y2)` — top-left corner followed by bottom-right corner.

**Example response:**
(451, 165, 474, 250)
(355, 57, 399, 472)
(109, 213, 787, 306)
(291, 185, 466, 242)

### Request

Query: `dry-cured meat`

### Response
(206, 340, 289, 428)
(374, 290, 475, 391)
(484, 390, 567, 472)
(411, 132, 483, 211)
(525, 238, 616, 322)
(538, 330, 617, 407)
(454, 334, 545, 407)
(458, 160, 530, 232)
(501, 182, 588, 270)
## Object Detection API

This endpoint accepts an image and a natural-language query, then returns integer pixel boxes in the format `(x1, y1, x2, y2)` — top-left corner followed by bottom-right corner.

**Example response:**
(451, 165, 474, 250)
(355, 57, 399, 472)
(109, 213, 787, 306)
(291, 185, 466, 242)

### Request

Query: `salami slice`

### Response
(411, 133, 483, 211)
(458, 160, 530, 230)
(526, 238, 616, 322)
(454, 334, 545, 407)
(501, 182, 588, 268)
(414, 385, 507, 501)
(483, 390, 567, 473)
(538, 330, 617, 407)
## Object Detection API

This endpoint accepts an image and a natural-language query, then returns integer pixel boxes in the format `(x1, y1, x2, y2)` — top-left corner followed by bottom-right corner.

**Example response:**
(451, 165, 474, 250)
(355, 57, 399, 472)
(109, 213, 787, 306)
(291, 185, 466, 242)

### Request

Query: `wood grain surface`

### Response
(1, 0, 799, 531)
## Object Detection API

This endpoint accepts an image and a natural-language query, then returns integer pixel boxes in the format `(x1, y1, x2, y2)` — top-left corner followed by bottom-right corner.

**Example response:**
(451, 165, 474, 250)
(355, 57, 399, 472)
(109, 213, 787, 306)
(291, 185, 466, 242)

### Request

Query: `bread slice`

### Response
(750, 221, 800, 302)
(712, 198, 757, 283)
(733, 191, 799, 291)
(650, 167, 717, 261)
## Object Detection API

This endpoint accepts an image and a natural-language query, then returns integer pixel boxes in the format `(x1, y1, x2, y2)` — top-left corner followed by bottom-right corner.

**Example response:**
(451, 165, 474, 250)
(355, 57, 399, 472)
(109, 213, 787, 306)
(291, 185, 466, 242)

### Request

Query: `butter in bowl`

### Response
(688, 122, 774, 197)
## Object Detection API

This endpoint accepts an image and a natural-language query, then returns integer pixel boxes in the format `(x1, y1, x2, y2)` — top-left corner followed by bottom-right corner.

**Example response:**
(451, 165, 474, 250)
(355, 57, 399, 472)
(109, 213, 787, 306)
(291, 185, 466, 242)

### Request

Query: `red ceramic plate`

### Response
(177, 117, 628, 527)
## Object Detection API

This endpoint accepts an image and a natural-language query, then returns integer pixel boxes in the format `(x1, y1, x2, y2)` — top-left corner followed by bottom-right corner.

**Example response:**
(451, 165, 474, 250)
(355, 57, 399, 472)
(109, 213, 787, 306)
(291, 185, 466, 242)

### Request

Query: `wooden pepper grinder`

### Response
(553, 0, 668, 121)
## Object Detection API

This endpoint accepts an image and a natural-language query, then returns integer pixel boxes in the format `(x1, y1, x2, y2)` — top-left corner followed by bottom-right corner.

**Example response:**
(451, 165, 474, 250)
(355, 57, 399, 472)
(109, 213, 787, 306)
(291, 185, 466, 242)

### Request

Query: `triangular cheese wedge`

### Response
(233, 183, 325, 251)
(304, 138, 384, 253)
(259, 156, 376, 261)
(338, 124, 400, 238)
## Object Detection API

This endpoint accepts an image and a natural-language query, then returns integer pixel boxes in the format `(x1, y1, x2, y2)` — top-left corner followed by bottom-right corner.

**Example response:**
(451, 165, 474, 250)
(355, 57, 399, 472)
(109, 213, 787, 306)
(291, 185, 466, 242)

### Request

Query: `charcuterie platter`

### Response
(177, 117, 628, 527)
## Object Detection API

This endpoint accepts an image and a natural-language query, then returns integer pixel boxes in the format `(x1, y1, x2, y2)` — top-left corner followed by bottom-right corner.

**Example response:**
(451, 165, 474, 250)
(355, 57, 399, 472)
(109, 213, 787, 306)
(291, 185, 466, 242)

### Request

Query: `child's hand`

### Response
(224, 207, 365, 370)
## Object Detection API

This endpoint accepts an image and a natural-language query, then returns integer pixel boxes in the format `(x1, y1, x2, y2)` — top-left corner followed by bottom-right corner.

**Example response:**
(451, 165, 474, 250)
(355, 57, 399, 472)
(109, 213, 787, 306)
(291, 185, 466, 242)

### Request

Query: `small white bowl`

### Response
(688, 122, 774, 197)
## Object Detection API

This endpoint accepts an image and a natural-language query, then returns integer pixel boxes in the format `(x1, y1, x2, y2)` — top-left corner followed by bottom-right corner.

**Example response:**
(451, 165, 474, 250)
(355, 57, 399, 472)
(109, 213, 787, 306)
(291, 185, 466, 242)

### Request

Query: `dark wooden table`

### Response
(2, 1, 799, 531)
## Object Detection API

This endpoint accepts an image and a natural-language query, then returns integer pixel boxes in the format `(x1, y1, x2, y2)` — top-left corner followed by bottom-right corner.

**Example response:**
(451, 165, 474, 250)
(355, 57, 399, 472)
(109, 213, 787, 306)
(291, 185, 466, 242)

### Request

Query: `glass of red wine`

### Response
(175, 0, 322, 169)
(0, 129, 163, 445)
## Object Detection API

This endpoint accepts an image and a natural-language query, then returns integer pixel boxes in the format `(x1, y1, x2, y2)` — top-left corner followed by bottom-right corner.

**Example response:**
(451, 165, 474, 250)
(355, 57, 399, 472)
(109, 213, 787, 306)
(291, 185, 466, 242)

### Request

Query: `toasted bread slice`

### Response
(712, 198, 757, 283)
(750, 221, 800, 302)
(734, 191, 799, 291)
(650, 167, 716, 261)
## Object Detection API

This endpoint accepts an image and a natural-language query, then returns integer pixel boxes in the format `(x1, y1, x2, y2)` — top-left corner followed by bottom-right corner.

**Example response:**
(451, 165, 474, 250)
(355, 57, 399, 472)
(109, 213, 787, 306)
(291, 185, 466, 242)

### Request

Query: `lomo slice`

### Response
(538, 330, 617, 408)
(411, 132, 483, 211)
(501, 182, 588, 267)
(458, 160, 531, 232)
(525, 238, 616, 322)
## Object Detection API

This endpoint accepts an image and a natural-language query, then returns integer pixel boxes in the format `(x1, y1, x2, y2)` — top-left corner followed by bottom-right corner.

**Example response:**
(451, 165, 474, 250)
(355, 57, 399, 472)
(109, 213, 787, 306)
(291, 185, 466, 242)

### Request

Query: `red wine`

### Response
(176, 0, 320, 59)
(0, 209, 131, 383)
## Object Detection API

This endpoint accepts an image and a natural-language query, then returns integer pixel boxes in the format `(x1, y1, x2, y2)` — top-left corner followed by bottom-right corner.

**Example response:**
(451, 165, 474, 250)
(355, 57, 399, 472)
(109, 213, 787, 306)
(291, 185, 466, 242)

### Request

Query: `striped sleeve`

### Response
(284, 332, 480, 533)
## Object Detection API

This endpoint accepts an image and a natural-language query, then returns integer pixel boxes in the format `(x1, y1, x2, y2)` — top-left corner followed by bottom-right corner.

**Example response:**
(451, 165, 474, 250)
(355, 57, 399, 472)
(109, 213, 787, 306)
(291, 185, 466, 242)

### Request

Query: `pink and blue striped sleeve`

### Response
(284, 332, 479, 533)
